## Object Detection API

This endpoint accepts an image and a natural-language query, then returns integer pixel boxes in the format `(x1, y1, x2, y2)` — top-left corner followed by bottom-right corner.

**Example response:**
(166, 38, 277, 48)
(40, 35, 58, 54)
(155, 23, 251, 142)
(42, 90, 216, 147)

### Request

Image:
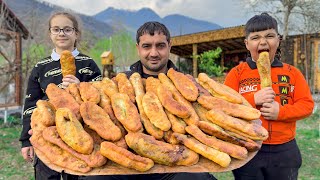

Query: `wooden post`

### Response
(192, 43, 198, 77)
(15, 32, 22, 106)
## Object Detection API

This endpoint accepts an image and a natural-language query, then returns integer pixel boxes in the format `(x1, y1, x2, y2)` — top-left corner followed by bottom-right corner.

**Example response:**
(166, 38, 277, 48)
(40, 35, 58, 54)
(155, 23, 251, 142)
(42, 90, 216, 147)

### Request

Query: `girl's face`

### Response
(49, 15, 78, 54)
(244, 29, 280, 62)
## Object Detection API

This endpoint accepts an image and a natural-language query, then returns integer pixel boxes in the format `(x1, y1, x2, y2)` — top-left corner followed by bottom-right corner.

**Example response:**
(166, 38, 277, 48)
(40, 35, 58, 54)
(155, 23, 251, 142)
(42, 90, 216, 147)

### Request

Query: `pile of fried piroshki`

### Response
(30, 68, 268, 173)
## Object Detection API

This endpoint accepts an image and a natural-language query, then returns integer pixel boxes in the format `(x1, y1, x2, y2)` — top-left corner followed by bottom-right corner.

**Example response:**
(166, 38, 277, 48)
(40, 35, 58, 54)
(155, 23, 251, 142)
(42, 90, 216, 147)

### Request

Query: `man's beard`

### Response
(143, 61, 167, 73)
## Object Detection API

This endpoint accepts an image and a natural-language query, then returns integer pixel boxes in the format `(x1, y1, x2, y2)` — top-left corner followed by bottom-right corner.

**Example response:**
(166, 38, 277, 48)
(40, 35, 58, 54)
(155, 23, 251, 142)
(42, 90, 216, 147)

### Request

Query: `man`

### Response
(124, 21, 216, 180)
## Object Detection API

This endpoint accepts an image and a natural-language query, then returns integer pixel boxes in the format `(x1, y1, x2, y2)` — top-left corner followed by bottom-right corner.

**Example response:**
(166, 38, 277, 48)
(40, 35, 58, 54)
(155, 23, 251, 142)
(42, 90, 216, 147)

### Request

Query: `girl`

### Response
(19, 12, 101, 179)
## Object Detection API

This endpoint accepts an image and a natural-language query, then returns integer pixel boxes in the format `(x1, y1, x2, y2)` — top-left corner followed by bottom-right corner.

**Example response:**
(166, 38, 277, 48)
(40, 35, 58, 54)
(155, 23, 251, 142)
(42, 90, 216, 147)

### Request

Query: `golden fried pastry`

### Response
(66, 83, 83, 104)
(125, 132, 199, 166)
(60, 50, 76, 77)
(129, 73, 164, 138)
(111, 93, 142, 132)
(173, 133, 231, 168)
(100, 141, 154, 172)
(206, 109, 268, 141)
(185, 125, 248, 160)
(145, 77, 161, 94)
(198, 121, 260, 152)
(30, 100, 56, 132)
(167, 68, 199, 101)
(157, 84, 190, 118)
(198, 73, 242, 104)
(79, 82, 100, 104)
(80, 102, 122, 141)
(197, 95, 261, 120)
(46, 83, 81, 120)
(101, 77, 119, 98)
(91, 81, 117, 121)
(55, 108, 94, 154)
(186, 74, 211, 96)
(115, 73, 135, 103)
(165, 110, 187, 134)
(192, 102, 210, 122)
(31, 133, 92, 173)
(159, 73, 199, 126)
(163, 130, 180, 145)
(257, 52, 272, 88)
(43, 126, 107, 168)
(142, 91, 171, 131)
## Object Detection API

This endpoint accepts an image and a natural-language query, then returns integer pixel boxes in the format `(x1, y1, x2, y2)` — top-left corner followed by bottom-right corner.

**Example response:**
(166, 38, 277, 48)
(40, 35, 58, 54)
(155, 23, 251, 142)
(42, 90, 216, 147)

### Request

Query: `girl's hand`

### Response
(254, 87, 275, 106)
(61, 75, 80, 89)
(260, 101, 280, 120)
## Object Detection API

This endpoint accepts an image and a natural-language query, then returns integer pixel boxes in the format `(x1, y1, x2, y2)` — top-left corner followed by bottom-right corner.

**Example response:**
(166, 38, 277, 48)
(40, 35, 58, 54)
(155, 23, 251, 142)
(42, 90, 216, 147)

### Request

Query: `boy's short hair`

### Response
(136, 21, 170, 44)
(245, 12, 278, 38)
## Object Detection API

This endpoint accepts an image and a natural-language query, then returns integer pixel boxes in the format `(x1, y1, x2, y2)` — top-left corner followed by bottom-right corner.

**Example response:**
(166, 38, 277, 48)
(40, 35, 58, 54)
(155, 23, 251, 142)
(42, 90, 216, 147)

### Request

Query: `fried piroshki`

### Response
(100, 141, 154, 172)
(185, 74, 211, 96)
(31, 133, 92, 173)
(115, 73, 135, 103)
(125, 132, 199, 166)
(198, 73, 242, 104)
(65, 83, 83, 104)
(197, 95, 261, 120)
(43, 126, 107, 168)
(163, 130, 180, 145)
(167, 68, 199, 101)
(79, 82, 100, 104)
(165, 110, 187, 134)
(206, 109, 268, 141)
(101, 77, 119, 98)
(257, 52, 272, 88)
(142, 91, 171, 131)
(30, 100, 56, 132)
(55, 108, 94, 154)
(198, 121, 260, 152)
(80, 102, 122, 141)
(46, 83, 81, 120)
(192, 102, 210, 122)
(173, 133, 231, 168)
(185, 125, 248, 160)
(129, 73, 164, 139)
(157, 84, 190, 118)
(60, 50, 76, 77)
(158, 73, 199, 126)
(91, 81, 117, 121)
(111, 93, 142, 132)
(145, 77, 161, 94)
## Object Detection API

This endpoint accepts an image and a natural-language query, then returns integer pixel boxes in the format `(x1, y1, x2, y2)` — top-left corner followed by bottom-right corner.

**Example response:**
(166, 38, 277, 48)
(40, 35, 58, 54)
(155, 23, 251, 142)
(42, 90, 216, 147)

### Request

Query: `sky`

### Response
(40, 0, 251, 27)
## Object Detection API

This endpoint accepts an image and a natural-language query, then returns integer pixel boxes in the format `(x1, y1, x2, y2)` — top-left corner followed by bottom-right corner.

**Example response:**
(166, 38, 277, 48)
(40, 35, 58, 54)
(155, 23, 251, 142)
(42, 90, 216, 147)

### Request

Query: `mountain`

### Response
(4, 0, 114, 39)
(94, 8, 222, 36)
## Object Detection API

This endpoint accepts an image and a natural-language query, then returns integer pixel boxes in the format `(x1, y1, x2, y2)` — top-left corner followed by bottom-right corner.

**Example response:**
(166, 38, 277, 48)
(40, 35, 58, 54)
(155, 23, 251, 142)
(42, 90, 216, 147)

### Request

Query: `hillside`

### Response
(94, 7, 222, 36)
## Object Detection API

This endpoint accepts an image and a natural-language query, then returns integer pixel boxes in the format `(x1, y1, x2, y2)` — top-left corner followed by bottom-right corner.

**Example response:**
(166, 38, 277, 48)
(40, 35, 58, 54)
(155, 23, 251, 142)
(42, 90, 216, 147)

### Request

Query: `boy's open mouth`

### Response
(258, 49, 269, 54)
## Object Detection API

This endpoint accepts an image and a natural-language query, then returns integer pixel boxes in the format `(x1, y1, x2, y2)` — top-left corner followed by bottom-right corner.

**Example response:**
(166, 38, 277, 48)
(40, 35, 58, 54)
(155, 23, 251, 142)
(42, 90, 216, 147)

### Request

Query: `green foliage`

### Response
(21, 44, 49, 75)
(88, 31, 138, 69)
(196, 47, 227, 77)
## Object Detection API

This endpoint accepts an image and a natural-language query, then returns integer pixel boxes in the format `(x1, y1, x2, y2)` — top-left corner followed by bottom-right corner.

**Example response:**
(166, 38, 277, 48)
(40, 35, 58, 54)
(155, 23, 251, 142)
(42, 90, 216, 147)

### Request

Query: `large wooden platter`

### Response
(34, 139, 261, 175)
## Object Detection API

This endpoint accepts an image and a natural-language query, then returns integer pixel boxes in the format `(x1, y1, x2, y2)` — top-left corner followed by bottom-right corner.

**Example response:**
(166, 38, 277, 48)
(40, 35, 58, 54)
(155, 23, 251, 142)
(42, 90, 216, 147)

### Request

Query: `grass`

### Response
(0, 110, 319, 180)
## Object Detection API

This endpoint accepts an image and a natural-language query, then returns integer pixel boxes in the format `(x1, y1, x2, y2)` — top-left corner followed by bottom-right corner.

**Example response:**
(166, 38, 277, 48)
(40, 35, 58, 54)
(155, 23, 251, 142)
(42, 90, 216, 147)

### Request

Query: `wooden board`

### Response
(34, 141, 261, 175)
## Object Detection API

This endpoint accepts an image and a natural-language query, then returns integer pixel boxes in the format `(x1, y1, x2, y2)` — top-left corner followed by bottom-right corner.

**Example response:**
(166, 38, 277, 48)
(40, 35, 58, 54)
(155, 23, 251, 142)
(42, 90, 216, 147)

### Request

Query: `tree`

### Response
(196, 47, 226, 77)
(240, 0, 320, 40)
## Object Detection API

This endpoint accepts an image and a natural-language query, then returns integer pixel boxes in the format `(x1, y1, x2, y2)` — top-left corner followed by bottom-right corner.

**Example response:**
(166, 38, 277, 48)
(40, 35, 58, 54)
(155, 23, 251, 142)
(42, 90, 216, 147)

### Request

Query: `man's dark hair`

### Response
(136, 21, 170, 44)
(245, 12, 278, 38)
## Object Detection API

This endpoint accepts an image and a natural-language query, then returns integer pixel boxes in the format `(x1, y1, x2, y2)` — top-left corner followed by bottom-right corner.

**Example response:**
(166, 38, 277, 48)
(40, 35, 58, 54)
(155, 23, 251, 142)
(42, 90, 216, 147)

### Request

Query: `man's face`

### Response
(245, 29, 280, 62)
(136, 32, 171, 75)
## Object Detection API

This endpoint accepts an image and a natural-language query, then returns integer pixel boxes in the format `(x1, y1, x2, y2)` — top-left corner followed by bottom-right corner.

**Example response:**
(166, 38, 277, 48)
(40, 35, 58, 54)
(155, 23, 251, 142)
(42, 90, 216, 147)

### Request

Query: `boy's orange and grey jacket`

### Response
(224, 57, 314, 145)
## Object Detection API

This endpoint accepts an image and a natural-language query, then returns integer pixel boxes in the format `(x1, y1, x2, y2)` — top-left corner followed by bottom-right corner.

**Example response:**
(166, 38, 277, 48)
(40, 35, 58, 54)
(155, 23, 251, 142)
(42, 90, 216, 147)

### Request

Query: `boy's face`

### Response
(136, 32, 171, 75)
(244, 29, 280, 62)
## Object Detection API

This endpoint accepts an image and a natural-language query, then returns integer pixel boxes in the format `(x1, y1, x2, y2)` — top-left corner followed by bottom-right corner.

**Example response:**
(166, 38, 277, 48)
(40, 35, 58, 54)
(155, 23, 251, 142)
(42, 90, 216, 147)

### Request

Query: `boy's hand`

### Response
(260, 101, 280, 120)
(254, 87, 275, 105)
(61, 75, 80, 89)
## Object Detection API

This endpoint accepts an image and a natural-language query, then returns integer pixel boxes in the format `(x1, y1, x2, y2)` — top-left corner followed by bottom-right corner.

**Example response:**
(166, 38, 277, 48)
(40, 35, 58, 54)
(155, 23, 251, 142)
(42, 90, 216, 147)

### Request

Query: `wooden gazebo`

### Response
(171, 25, 247, 77)
(0, 0, 29, 107)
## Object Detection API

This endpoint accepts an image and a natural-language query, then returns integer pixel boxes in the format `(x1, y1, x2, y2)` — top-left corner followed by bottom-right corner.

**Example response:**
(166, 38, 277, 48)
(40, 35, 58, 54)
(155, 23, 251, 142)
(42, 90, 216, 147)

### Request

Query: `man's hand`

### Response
(260, 101, 280, 120)
(21, 146, 34, 163)
(254, 87, 275, 106)
(61, 75, 80, 89)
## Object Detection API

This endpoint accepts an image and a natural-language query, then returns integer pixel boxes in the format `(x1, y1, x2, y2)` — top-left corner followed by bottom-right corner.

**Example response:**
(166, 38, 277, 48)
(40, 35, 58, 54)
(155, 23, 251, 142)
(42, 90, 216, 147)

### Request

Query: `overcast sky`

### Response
(40, 0, 251, 27)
